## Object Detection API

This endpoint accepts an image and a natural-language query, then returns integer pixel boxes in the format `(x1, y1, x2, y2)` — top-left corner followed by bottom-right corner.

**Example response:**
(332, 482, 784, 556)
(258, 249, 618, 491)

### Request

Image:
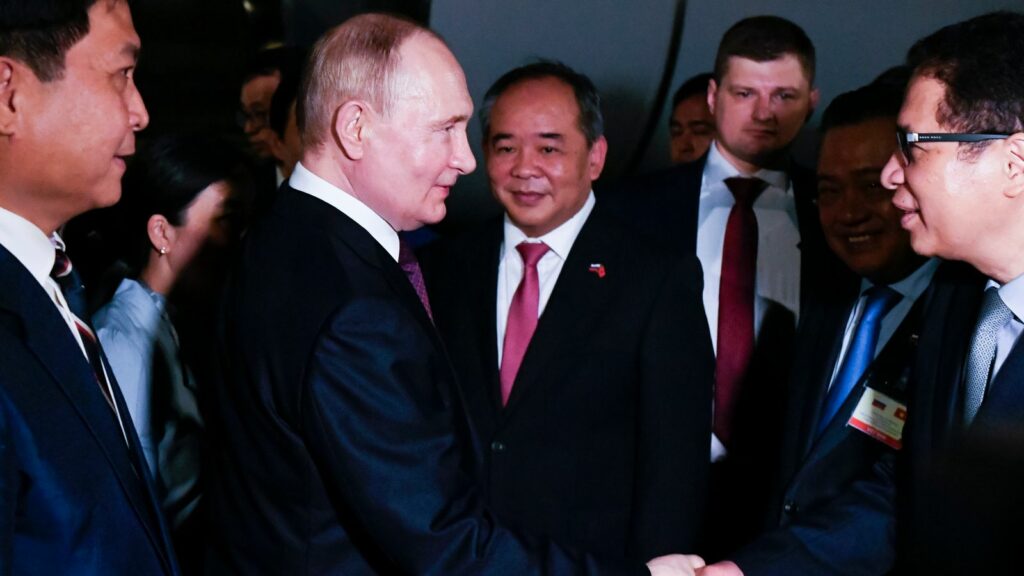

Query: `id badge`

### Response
(847, 386, 907, 450)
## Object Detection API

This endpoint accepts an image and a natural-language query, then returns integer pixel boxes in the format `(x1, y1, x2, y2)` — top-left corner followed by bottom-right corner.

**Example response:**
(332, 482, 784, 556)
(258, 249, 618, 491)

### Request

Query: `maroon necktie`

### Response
(50, 246, 117, 414)
(398, 240, 433, 321)
(499, 241, 550, 406)
(714, 177, 768, 447)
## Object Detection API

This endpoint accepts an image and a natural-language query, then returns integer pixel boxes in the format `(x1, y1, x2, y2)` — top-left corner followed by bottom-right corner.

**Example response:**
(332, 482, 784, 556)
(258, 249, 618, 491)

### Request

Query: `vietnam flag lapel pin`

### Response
(588, 263, 606, 278)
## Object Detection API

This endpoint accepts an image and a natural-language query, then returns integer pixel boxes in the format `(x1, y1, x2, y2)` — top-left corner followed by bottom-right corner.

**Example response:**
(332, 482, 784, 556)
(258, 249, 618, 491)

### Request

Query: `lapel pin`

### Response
(588, 263, 606, 278)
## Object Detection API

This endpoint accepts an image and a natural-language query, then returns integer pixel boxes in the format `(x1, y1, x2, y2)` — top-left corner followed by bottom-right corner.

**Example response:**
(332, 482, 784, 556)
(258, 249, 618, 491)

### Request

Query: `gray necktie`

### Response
(963, 287, 1014, 425)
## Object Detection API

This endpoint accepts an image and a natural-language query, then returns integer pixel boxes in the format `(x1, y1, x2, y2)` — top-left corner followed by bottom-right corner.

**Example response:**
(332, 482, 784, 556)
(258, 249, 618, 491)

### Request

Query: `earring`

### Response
(159, 246, 168, 255)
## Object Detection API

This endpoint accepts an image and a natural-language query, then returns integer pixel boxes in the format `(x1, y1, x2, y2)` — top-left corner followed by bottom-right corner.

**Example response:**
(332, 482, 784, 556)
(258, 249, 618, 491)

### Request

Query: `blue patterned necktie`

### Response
(817, 285, 901, 435)
(963, 287, 1014, 425)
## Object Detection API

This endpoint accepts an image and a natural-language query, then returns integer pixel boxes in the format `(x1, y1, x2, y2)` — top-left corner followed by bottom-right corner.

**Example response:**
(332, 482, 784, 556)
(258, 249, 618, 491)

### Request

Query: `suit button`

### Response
(490, 441, 506, 453)
(783, 501, 799, 514)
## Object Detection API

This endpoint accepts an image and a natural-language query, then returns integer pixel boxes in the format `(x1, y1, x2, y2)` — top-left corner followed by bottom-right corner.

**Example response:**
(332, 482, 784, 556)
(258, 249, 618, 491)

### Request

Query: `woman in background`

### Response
(94, 133, 247, 572)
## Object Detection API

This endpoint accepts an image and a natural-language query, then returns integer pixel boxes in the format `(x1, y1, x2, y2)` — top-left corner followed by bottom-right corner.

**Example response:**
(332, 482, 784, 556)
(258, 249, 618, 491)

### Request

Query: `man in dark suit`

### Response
(207, 14, 703, 576)
(878, 12, 1024, 574)
(607, 16, 826, 558)
(0, 1, 178, 573)
(421, 62, 714, 564)
(702, 82, 941, 576)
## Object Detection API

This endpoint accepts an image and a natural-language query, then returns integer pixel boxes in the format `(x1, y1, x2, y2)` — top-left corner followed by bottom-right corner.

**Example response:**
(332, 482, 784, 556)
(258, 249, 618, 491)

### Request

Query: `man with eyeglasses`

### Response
(873, 10, 1024, 574)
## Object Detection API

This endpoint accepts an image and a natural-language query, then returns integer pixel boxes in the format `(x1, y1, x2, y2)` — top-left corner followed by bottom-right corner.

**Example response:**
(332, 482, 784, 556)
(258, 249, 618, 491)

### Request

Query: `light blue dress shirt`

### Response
(94, 278, 202, 529)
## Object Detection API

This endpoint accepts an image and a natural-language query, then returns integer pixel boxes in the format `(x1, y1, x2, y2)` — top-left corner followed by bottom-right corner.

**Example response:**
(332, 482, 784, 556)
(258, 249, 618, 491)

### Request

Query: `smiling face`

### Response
(881, 75, 1010, 267)
(818, 117, 922, 283)
(356, 33, 476, 231)
(485, 76, 607, 238)
(708, 54, 817, 173)
(7, 0, 148, 233)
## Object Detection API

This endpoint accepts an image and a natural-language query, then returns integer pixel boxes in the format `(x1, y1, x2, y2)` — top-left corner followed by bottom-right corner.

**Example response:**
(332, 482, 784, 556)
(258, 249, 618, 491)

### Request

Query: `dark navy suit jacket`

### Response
(730, 262, 1008, 575)
(0, 244, 177, 575)
(205, 185, 647, 575)
(421, 204, 714, 562)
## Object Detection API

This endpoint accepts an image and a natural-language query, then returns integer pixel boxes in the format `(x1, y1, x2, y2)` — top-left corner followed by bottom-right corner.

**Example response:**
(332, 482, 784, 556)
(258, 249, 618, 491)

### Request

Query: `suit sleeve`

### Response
(300, 295, 648, 576)
(629, 255, 714, 558)
(730, 451, 897, 576)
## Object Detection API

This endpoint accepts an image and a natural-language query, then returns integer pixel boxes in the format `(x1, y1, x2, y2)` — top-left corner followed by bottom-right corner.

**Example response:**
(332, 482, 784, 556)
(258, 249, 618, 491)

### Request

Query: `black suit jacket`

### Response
(205, 185, 646, 575)
(421, 204, 714, 562)
(0, 244, 177, 575)
(603, 154, 832, 556)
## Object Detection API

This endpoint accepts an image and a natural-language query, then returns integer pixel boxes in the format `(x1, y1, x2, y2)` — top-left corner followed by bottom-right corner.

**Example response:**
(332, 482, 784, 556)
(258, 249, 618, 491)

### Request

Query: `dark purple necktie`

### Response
(714, 176, 768, 447)
(499, 241, 550, 406)
(398, 240, 433, 321)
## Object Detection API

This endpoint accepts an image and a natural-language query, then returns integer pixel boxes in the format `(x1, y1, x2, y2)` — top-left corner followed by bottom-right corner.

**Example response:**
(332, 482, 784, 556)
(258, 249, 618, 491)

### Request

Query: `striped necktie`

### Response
(50, 243, 118, 414)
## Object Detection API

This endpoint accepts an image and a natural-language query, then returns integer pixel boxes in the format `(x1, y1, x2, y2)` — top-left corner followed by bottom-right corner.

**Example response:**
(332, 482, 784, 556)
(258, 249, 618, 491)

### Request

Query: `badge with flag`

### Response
(588, 263, 606, 278)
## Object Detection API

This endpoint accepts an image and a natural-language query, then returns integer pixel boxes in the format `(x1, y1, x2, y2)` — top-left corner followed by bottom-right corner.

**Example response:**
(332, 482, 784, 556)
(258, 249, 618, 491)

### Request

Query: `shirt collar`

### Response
(502, 191, 596, 261)
(704, 140, 790, 192)
(862, 257, 941, 302)
(990, 273, 1024, 323)
(289, 162, 400, 262)
(0, 205, 57, 288)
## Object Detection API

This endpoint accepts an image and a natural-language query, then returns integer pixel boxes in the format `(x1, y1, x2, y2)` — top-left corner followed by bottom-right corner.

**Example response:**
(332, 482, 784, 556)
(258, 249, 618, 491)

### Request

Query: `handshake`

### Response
(647, 556, 744, 576)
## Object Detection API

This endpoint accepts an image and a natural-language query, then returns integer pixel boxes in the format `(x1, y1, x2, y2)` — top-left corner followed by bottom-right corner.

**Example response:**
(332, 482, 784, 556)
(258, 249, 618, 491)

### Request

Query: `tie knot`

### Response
(50, 243, 73, 280)
(516, 241, 549, 268)
(978, 286, 1014, 330)
(724, 177, 768, 206)
(398, 240, 417, 267)
(860, 285, 901, 323)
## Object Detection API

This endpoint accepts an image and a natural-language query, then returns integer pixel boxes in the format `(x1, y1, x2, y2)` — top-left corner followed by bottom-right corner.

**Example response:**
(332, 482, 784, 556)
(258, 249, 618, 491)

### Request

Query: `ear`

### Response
(809, 86, 821, 111)
(587, 135, 608, 181)
(0, 58, 21, 136)
(147, 214, 176, 254)
(1005, 132, 1024, 198)
(707, 79, 719, 116)
(332, 100, 370, 161)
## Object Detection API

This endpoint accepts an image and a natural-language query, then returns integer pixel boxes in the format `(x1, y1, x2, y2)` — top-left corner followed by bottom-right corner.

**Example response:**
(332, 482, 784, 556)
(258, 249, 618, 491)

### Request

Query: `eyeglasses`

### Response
(896, 130, 1009, 165)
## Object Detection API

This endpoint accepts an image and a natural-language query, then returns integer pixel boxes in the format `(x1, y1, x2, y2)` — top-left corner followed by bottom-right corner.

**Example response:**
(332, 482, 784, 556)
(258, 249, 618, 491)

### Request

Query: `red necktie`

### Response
(714, 177, 768, 447)
(499, 241, 549, 406)
(399, 240, 433, 321)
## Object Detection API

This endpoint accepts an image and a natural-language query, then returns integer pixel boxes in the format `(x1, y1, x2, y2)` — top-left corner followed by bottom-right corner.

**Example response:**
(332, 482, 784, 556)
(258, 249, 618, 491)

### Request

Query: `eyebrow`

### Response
(434, 114, 469, 129)
(490, 132, 565, 143)
(120, 42, 141, 63)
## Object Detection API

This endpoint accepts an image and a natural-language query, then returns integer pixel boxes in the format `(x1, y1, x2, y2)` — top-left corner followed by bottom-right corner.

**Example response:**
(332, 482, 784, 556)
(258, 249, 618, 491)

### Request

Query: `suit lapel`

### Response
(502, 207, 617, 418)
(974, 336, 1024, 426)
(792, 297, 854, 461)
(0, 246, 174, 573)
(469, 227, 504, 415)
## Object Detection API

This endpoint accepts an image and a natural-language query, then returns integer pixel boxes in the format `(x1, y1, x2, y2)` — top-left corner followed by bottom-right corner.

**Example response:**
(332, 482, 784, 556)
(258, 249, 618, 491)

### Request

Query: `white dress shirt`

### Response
(700, 143, 801, 461)
(828, 258, 940, 390)
(495, 192, 595, 366)
(289, 162, 400, 261)
(986, 274, 1024, 383)
(697, 141, 802, 354)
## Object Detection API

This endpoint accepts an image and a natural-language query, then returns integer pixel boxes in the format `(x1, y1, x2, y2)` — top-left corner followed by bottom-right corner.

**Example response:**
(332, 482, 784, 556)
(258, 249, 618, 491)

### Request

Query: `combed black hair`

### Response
(479, 60, 603, 146)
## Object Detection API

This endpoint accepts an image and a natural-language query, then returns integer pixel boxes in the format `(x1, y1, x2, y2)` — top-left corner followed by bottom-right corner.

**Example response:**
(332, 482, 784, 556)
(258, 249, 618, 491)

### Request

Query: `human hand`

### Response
(647, 553, 706, 576)
(695, 560, 744, 576)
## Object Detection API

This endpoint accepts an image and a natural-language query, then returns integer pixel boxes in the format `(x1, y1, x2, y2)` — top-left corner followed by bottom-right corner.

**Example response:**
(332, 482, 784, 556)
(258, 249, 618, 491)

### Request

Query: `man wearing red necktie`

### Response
(422, 61, 714, 566)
